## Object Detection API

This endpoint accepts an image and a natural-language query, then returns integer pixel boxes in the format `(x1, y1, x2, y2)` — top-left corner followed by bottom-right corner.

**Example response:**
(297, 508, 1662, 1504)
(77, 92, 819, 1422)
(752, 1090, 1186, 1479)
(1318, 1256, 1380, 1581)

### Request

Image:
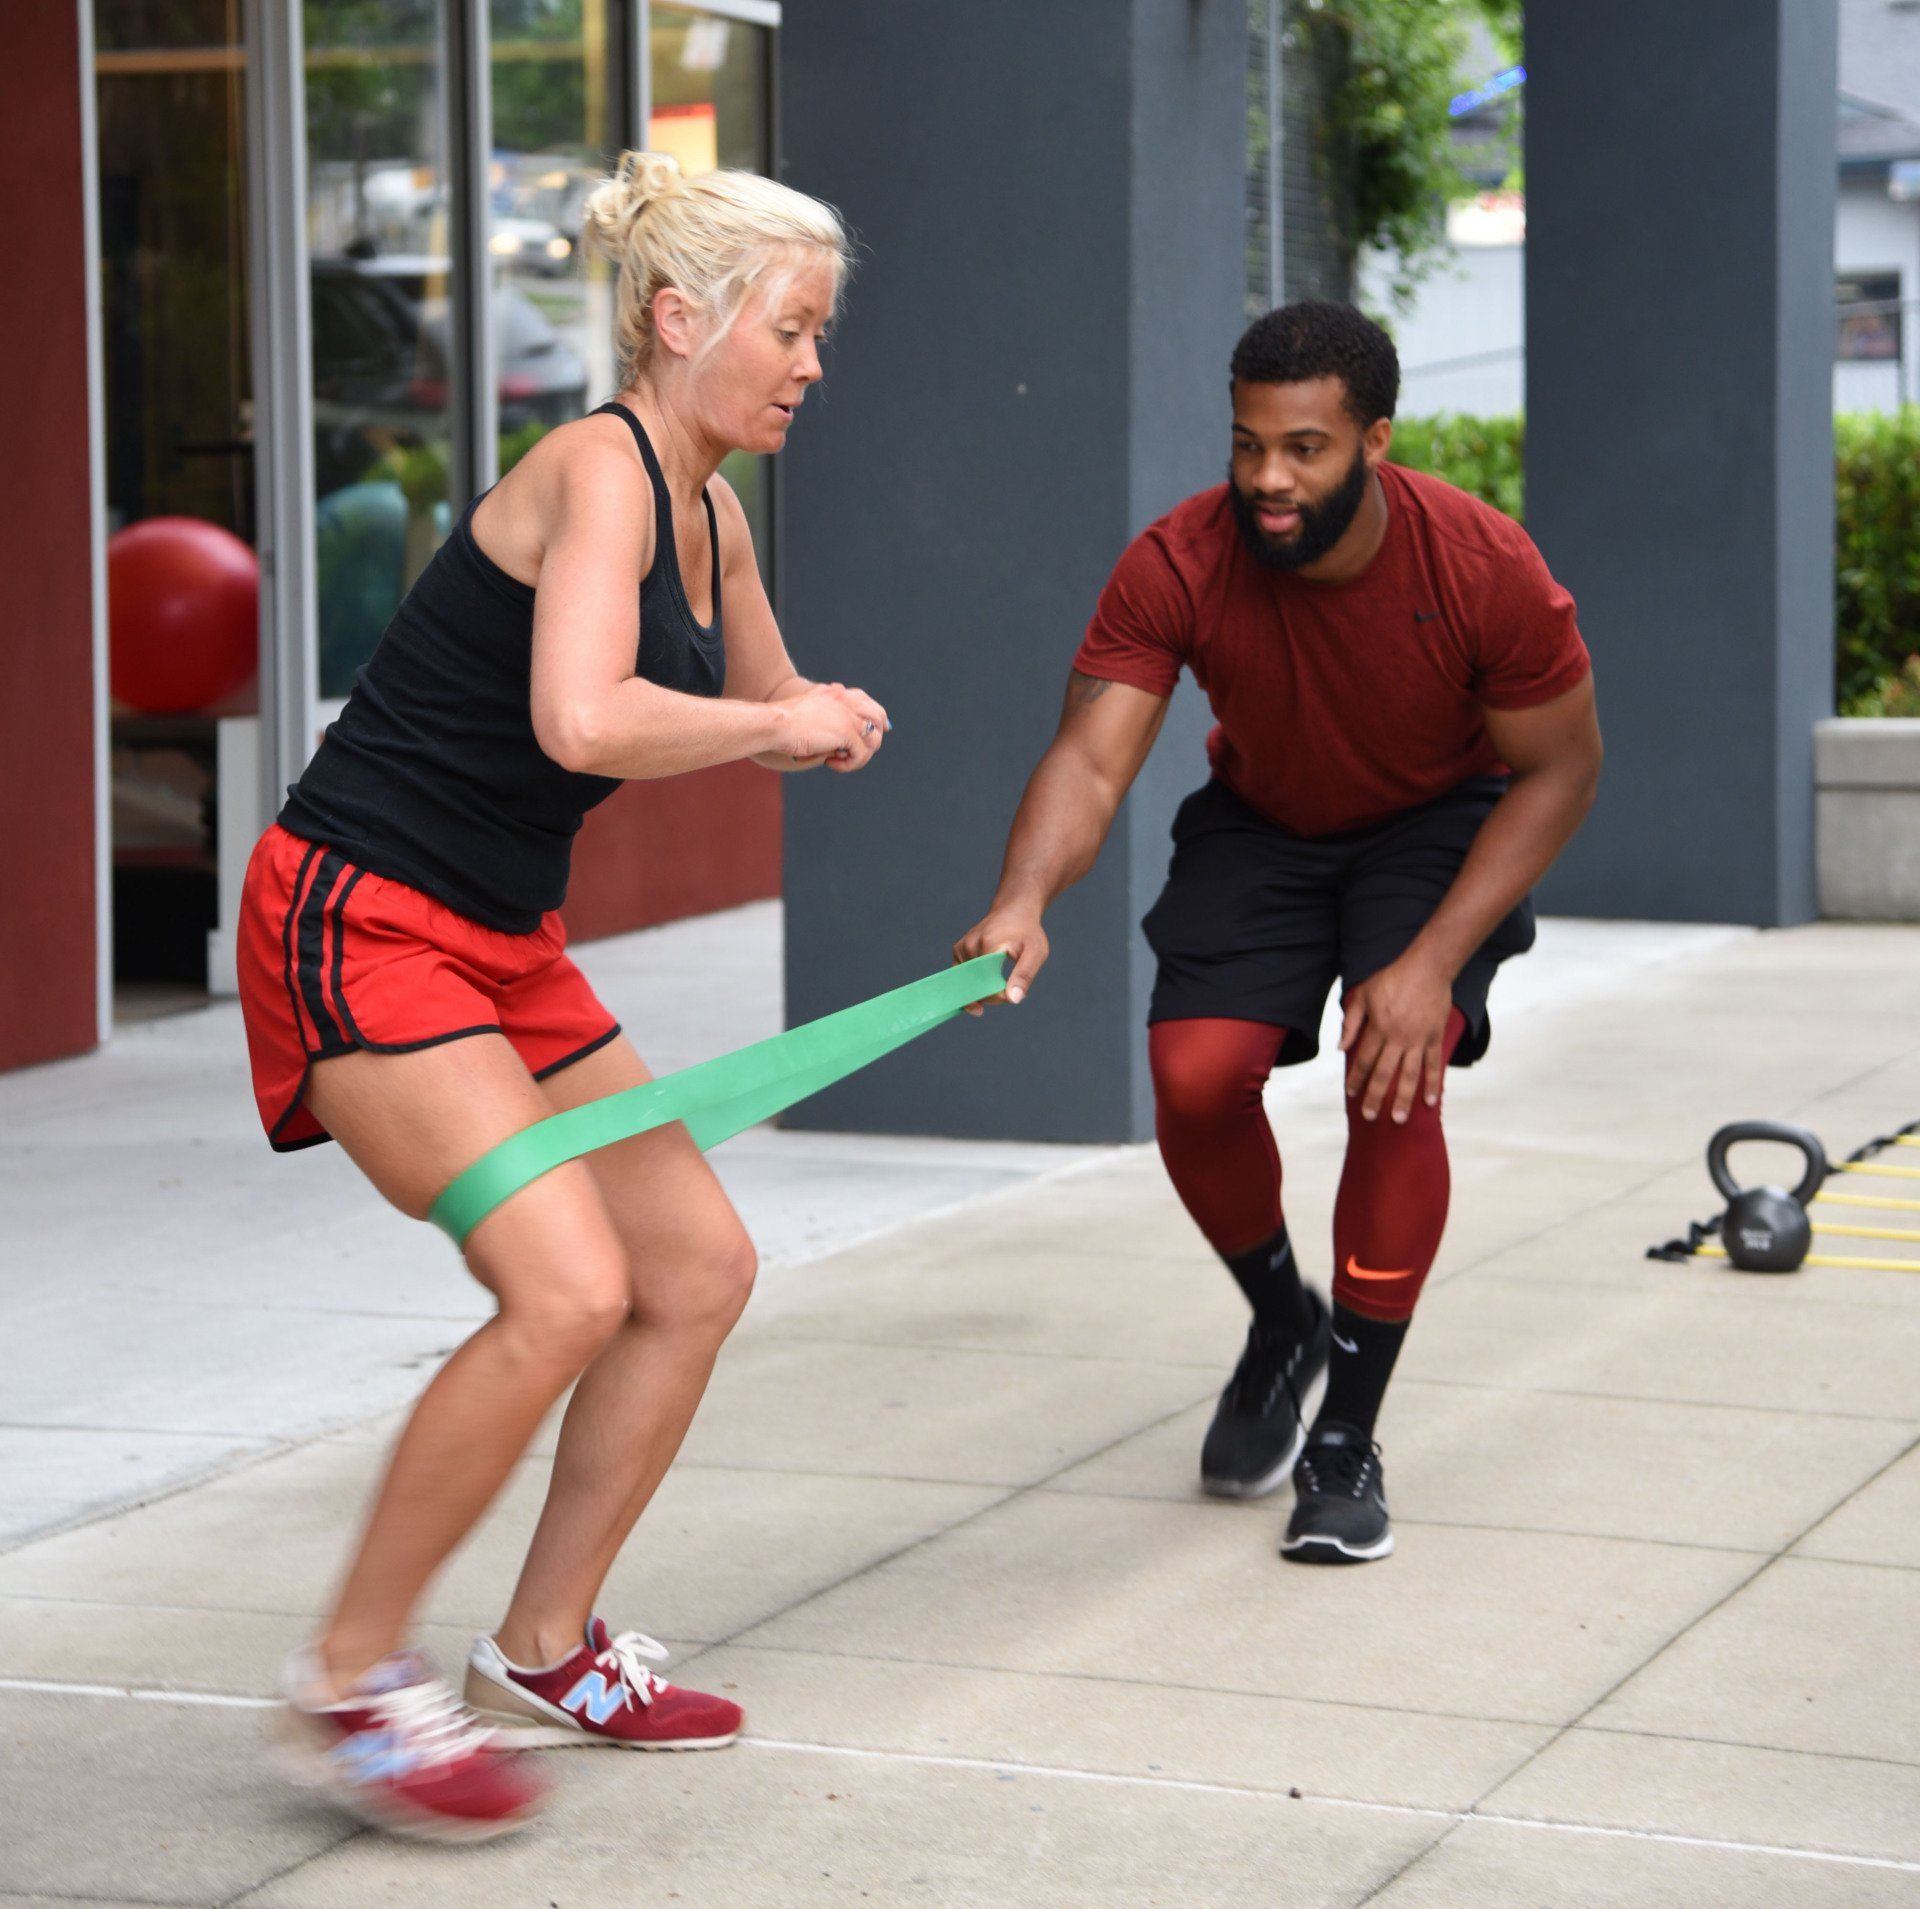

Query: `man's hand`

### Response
(1340, 951, 1454, 1123)
(952, 905, 1049, 1017)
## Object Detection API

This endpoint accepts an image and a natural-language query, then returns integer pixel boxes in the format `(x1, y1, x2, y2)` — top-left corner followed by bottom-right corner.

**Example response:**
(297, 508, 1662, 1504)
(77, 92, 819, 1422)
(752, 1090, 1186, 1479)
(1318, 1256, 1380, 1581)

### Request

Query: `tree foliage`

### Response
(303, 2, 440, 164)
(1294, 0, 1522, 309)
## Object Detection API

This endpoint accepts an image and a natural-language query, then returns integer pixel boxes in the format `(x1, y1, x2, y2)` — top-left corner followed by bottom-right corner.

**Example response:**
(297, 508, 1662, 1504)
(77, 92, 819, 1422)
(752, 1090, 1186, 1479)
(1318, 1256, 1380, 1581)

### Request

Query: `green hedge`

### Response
(1389, 409, 1920, 714)
(1834, 411, 1920, 712)
(1389, 413, 1525, 523)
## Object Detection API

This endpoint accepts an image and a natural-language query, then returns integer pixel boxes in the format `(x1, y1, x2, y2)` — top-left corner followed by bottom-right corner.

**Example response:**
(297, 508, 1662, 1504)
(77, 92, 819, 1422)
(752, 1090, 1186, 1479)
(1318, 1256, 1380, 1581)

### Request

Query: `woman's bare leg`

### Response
(302, 1035, 633, 1697)
(491, 1036, 756, 1668)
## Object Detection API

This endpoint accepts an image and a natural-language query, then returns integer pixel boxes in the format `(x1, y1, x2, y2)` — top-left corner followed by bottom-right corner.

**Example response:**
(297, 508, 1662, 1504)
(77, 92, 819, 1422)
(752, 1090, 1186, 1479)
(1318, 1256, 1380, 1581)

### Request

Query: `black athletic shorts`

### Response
(1143, 775, 1535, 1069)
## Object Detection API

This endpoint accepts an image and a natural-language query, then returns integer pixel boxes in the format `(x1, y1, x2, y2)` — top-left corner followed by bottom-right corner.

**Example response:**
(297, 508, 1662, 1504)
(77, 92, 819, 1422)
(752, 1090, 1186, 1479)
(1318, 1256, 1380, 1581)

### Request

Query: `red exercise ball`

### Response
(108, 516, 259, 714)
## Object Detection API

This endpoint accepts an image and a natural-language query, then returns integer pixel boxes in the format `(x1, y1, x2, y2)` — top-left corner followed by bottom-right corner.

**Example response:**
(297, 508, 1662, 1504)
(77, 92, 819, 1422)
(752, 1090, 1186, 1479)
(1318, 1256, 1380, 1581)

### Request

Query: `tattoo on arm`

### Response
(1065, 671, 1113, 714)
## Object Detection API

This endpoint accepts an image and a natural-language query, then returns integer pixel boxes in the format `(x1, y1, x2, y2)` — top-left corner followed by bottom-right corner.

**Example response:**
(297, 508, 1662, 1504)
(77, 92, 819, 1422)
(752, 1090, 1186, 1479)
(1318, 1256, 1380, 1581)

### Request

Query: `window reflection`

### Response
(651, 4, 776, 581)
(96, 2, 255, 561)
(1837, 272, 1902, 364)
(305, 0, 455, 698)
(95, 0, 257, 992)
(650, 7, 770, 172)
(489, 0, 623, 470)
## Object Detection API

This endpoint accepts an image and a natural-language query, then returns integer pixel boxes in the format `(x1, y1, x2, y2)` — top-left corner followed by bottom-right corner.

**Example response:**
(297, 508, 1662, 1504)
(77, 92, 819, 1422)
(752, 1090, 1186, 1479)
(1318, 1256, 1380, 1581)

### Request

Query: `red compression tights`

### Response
(1149, 1019, 1289, 1255)
(1148, 1009, 1468, 1324)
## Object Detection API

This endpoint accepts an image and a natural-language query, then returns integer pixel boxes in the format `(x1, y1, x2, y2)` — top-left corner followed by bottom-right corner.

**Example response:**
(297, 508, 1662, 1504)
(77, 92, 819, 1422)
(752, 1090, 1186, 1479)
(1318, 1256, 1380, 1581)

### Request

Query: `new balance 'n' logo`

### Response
(332, 1729, 415, 1781)
(561, 1670, 628, 1726)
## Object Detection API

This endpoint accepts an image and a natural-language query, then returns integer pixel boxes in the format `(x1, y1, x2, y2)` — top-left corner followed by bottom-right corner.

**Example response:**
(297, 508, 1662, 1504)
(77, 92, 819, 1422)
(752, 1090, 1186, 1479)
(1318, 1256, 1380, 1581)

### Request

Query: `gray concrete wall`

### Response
(1525, 0, 1838, 925)
(777, 0, 1242, 1142)
(1815, 718, 1920, 919)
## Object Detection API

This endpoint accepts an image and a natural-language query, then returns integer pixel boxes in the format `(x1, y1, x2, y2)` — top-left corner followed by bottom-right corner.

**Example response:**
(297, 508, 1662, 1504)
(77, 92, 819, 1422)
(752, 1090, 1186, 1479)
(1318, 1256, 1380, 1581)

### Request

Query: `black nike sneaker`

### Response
(1200, 1291, 1331, 1499)
(1280, 1422, 1393, 1564)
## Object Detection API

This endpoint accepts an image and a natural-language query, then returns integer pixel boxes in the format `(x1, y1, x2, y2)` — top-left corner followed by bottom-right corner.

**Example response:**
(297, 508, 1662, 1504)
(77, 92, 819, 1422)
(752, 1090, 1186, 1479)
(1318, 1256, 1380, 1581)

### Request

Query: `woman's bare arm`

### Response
(525, 435, 876, 778)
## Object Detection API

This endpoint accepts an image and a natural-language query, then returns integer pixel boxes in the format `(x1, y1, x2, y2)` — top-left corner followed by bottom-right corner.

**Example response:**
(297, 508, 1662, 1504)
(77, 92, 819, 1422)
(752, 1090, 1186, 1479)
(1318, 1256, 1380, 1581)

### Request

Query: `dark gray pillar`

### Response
(777, 1, 1244, 1142)
(1526, 0, 1837, 924)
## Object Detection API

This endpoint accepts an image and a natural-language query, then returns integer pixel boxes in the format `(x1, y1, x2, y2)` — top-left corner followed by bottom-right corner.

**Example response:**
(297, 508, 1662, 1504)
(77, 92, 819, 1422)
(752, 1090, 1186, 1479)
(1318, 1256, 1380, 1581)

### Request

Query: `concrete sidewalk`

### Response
(0, 903, 1099, 1549)
(2, 911, 1918, 1904)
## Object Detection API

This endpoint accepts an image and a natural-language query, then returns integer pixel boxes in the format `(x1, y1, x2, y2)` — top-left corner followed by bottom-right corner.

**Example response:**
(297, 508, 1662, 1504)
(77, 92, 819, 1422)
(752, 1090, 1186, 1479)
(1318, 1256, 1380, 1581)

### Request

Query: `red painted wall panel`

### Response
(561, 761, 781, 945)
(0, 7, 100, 1070)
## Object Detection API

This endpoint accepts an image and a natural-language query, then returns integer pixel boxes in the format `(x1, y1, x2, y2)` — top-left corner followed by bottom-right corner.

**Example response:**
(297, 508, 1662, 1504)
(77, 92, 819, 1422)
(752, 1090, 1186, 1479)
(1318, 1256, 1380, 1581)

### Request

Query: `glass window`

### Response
(650, 4, 776, 576)
(96, 2, 256, 563)
(649, 6, 770, 172)
(95, 1, 258, 998)
(1837, 272, 1903, 362)
(305, 0, 456, 699)
(489, 0, 622, 471)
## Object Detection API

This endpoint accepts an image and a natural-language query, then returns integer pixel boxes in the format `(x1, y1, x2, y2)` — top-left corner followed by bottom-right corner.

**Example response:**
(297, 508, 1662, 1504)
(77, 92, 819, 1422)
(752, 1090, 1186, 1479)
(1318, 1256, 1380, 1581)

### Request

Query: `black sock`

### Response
(1312, 1305, 1408, 1441)
(1221, 1226, 1313, 1339)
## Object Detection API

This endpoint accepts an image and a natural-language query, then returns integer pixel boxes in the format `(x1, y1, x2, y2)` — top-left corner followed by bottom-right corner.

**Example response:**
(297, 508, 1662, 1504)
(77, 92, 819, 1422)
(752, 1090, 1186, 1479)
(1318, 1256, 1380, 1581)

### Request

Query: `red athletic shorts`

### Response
(237, 823, 621, 1151)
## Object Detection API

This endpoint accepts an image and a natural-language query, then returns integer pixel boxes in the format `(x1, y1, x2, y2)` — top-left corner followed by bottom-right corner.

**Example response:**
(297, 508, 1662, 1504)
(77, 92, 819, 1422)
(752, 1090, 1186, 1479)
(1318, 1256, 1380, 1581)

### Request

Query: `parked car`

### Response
(488, 214, 575, 277)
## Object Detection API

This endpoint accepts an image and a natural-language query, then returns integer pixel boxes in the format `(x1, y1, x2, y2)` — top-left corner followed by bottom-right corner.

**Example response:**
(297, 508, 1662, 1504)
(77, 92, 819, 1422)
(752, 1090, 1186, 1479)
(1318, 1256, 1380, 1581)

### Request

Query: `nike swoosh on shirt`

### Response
(1344, 1254, 1414, 1283)
(1414, 609, 1441, 623)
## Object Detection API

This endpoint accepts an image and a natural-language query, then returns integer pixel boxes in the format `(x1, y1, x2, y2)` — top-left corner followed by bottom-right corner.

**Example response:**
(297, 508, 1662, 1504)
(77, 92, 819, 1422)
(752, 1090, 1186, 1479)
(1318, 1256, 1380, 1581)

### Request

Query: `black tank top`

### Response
(280, 402, 726, 932)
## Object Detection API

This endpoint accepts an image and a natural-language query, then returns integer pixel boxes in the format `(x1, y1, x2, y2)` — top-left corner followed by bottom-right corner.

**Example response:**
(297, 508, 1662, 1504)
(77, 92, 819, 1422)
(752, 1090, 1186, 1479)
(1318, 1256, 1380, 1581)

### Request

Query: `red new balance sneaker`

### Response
(465, 1619, 742, 1750)
(277, 1648, 549, 1843)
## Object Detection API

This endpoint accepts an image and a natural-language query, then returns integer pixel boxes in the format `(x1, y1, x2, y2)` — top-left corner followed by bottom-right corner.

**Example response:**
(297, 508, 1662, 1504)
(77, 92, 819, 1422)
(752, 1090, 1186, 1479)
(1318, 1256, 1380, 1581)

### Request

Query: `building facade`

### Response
(8, 0, 786, 1071)
(4, 2, 1841, 1126)
(6, 0, 1287, 1080)
(1372, 1, 1909, 421)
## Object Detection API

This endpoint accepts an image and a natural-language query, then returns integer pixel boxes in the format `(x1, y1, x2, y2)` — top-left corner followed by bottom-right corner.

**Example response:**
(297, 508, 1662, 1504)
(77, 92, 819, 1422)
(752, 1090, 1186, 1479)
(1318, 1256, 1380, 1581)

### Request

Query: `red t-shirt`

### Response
(1073, 463, 1591, 836)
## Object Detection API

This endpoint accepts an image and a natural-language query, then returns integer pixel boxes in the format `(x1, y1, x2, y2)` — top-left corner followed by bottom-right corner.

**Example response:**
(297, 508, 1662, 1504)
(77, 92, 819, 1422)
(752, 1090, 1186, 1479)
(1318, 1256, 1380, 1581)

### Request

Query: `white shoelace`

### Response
(370, 1676, 496, 1764)
(595, 1630, 671, 1710)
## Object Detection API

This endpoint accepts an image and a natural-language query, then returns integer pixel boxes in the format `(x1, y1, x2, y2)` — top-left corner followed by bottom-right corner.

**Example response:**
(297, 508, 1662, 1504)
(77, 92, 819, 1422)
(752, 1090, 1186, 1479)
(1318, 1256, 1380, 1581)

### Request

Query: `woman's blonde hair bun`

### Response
(582, 149, 684, 257)
(581, 149, 852, 385)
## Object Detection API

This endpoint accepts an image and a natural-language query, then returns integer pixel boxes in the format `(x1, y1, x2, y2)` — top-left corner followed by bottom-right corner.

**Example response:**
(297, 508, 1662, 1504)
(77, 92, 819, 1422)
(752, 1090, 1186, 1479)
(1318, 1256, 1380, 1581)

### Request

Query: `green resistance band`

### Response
(429, 952, 1010, 1247)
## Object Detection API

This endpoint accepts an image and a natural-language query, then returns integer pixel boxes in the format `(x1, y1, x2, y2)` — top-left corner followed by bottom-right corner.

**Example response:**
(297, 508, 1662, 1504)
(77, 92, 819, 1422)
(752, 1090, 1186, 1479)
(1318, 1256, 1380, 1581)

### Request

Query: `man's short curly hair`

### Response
(1230, 301, 1399, 426)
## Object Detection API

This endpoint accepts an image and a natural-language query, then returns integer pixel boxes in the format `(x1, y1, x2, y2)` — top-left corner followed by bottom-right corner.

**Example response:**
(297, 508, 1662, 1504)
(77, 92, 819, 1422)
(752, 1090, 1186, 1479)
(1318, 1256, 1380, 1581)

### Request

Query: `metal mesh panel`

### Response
(1245, 0, 1281, 318)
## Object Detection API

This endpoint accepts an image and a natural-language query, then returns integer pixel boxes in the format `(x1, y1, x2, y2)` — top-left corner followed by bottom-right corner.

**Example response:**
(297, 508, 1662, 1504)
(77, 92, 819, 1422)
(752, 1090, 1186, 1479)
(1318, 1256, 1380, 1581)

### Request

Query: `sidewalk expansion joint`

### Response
(6, 1678, 1908, 1883)
(0, 1437, 306, 1559)
(735, 1738, 1920, 1877)
(1446, 1423, 1920, 1835)
(1393, 1371, 1920, 1426)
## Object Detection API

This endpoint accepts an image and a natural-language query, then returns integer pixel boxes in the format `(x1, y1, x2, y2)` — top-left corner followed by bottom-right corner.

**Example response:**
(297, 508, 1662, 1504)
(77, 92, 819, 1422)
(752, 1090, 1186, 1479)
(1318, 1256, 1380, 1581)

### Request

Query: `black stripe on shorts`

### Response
(278, 840, 323, 1052)
(296, 849, 351, 1054)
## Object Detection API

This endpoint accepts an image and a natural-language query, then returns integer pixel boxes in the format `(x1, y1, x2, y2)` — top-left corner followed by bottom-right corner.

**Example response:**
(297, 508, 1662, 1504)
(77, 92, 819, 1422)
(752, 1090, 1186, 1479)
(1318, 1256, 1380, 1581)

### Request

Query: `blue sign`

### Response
(1449, 65, 1526, 118)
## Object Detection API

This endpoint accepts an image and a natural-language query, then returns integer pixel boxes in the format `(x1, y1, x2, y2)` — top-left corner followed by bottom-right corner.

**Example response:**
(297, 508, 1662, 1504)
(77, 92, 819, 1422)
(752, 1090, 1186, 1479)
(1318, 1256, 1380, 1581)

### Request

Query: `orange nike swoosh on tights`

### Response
(1344, 1254, 1414, 1282)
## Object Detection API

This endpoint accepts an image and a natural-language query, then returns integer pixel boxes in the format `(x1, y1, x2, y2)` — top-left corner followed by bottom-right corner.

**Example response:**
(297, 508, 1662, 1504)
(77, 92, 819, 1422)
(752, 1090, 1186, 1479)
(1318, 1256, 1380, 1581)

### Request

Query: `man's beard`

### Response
(1229, 446, 1371, 572)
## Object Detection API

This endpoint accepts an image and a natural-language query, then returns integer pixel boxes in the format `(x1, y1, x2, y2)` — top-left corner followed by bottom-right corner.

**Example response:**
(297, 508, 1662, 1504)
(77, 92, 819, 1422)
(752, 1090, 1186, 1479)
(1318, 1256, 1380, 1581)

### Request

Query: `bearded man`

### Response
(956, 301, 1601, 1563)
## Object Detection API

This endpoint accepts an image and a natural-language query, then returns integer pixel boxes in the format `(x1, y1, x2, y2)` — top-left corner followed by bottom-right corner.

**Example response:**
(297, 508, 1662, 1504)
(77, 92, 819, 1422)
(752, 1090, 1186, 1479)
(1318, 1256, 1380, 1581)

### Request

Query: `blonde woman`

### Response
(238, 154, 881, 1842)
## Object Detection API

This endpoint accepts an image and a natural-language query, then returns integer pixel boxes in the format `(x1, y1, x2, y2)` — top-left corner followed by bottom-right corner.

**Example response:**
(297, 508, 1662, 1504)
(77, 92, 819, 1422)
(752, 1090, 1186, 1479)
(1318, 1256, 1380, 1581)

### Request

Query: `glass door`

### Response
(304, 0, 459, 701)
(94, 0, 258, 1014)
(649, 2, 777, 578)
(487, 0, 628, 460)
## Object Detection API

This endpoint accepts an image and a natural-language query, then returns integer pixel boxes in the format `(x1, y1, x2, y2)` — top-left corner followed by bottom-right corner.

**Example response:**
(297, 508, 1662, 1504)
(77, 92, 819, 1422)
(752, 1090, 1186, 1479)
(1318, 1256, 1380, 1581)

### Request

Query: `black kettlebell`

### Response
(1706, 1121, 1828, 1273)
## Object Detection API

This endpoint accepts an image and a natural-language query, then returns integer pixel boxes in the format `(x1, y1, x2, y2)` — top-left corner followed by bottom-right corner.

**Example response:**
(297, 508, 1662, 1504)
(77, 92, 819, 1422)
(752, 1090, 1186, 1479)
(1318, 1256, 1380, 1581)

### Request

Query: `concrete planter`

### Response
(1816, 718, 1920, 920)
